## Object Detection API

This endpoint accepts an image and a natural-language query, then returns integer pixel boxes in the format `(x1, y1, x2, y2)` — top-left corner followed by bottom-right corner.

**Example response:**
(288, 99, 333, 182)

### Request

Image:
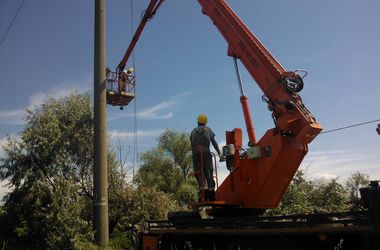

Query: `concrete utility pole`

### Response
(93, 0, 109, 245)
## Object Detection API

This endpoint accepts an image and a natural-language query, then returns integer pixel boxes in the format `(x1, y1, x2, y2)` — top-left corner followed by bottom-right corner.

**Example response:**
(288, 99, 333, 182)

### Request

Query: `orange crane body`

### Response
(112, 0, 322, 209)
(198, 0, 322, 208)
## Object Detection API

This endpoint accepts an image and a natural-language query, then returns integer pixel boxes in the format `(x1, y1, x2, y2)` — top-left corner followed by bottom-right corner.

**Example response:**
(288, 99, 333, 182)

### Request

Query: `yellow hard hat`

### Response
(197, 114, 208, 124)
(127, 68, 134, 74)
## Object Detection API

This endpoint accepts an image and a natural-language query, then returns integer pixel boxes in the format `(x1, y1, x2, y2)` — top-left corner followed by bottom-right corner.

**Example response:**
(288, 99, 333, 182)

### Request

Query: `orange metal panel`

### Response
(226, 128, 242, 147)
(143, 236, 158, 250)
(217, 129, 308, 208)
(106, 91, 135, 106)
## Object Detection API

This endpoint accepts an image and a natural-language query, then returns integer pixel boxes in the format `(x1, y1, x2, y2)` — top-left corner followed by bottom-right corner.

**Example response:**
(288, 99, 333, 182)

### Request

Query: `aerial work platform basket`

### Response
(106, 68, 135, 109)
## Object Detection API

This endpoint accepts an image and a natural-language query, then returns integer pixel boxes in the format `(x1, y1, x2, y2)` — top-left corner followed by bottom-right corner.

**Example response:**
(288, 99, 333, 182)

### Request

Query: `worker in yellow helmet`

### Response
(126, 68, 135, 86)
(190, 114, 224, 201)
(126, 68, 134, 74)
(119, 68, 134, 93)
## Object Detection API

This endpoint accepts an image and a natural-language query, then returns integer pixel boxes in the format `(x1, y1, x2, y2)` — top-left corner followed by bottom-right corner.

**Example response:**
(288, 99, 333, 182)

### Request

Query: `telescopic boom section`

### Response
(198, 0, 321, 144)
(117, 0, 165, 72)
(197, 0, 322, 208)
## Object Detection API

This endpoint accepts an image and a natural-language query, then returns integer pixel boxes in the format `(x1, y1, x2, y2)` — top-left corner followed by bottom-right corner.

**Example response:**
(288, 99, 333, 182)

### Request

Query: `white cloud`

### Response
(0, 136, 8, 148)
(108, 91, 191, 121)
(109, 129, 164, 139)
(0, 77, 90, 126)
(302, 147, 380, 180)
(215, 146, 380, 190)
(0, 109, 25, 125)
(312, 172, 339, 180)
(29, 87, 80, 109)
(29, 77, 91, 109)
(0, 136, 10, 158)
(136, 100, 174, 119)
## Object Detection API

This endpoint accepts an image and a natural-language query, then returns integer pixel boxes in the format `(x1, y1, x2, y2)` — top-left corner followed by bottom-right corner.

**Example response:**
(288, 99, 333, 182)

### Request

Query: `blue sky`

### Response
(1, 0, 380, 197)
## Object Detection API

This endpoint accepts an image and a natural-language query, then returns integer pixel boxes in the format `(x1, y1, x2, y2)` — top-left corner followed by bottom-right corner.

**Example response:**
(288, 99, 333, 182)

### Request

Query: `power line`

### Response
(131, 0, 138, 179)
(0, 0, 26, 48)
(321, 119, 380, 134)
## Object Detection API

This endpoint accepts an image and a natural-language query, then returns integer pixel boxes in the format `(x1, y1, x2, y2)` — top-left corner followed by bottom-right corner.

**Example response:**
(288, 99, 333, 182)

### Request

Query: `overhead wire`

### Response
(131, 0, 138, 180)
(320, 118, 380, 134)
(0, 0, 26, 48)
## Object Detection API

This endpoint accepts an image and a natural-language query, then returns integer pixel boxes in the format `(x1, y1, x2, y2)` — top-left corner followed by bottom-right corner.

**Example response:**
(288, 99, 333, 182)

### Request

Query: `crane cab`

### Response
(106, 68, 135, 109)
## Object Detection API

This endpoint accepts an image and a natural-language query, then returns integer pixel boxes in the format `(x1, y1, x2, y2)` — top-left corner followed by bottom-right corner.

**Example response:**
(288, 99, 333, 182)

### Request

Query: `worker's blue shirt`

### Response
(190, 125, 215, 148)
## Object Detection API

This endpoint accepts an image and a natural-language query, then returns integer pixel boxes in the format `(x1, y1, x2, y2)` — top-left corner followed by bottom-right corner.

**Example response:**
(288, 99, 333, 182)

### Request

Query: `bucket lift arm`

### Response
(106, 0, 164, 108)
(117, 0, 165, 73)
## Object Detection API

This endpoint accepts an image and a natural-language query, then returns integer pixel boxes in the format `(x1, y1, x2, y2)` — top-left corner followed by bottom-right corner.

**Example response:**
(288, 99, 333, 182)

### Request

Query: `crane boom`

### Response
(198, 0, 321, 145)
(111, 0, 323, 209)
(197, 0, 322, 208)
(117, 0, 165, 73)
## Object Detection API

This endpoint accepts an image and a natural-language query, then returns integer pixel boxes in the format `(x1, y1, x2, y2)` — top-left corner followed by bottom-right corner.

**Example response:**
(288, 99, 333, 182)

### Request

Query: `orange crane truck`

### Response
(109, 0, 322, 209)
(106, 1, 380, 249)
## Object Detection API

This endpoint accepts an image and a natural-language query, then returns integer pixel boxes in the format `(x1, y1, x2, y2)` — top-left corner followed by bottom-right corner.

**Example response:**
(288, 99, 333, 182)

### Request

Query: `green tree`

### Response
(345, 172, 370, 210)
(0, 93, 178, 249)
(135, 129, 197, 205)
(311, 178, 349, 212)
(0, 94, 95, 249)
(269, 170, 314, 215)
(136, 147, 182, 194)
(268, 170, 350, 215)
(158, 129, 193, 179)
(1, 94, 94, 196)
(108, 149, 181, 234)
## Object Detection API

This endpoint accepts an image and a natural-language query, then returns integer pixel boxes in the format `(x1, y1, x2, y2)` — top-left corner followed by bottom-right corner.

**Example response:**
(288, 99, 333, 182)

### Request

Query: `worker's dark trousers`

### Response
(192, 147, 215, 190)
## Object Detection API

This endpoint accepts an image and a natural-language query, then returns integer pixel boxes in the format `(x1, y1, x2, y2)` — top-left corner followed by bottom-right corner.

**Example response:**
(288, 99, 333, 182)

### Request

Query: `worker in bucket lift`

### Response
(190, 114, 225, 201)
(119, 68, 134, 93)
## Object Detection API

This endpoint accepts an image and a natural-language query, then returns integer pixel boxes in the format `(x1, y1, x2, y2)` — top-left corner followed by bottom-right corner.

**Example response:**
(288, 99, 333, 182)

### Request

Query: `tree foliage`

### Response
(268, 170, 370, 215)
(0, 92, 374, 248)
(345, 171, 370, 210)
(136, 147, 182, 194)
(312, 178, 350, 212)
(108, 150, 180, 233)
(0, 93, 180, 249)
(276, 170, 315, 214)
(0, 94, 94, 249)
(1, 94, 93, 196)
(157, 129, 193, 179)
(134, 129, 197, 205)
